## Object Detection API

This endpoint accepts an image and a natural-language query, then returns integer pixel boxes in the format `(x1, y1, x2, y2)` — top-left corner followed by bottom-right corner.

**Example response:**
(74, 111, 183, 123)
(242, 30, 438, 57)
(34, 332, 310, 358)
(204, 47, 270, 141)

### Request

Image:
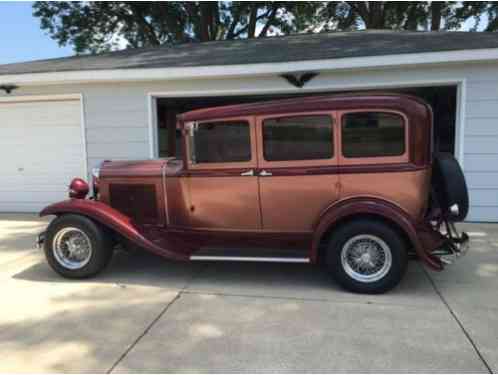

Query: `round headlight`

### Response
(69, 178, 89, 199)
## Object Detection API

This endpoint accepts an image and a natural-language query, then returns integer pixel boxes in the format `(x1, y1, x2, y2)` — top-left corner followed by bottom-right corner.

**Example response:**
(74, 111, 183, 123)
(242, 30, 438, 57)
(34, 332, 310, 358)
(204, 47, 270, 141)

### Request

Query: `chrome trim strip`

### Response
(189, 255, 310, 263)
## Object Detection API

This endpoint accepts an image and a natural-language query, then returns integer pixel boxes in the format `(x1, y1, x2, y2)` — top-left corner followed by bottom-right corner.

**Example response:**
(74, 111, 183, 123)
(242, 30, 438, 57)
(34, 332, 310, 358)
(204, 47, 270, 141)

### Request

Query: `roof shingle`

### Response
(1, 30, 497, 76)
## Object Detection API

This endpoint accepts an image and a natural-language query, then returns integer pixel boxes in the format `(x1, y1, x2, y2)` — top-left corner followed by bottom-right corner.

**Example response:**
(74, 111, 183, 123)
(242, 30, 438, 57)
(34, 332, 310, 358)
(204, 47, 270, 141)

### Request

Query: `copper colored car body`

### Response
(38, 93, 470, 293)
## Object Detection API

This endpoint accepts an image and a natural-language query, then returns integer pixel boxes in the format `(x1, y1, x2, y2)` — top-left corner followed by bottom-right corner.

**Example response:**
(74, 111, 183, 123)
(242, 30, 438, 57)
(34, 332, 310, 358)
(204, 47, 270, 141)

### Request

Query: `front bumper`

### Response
(431, 223, 469, 265)
(36, 231, 46, 249)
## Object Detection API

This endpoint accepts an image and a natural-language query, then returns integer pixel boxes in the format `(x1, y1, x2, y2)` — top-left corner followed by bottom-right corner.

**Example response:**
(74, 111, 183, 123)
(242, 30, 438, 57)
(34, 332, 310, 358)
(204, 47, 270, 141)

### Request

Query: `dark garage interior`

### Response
(155, 85, 457, 159)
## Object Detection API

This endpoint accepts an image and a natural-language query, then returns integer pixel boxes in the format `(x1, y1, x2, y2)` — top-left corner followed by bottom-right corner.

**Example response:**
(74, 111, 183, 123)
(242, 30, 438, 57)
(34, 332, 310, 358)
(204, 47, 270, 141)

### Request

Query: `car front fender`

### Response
(40, 199, 188, 261)
(311, 197, 442, 270)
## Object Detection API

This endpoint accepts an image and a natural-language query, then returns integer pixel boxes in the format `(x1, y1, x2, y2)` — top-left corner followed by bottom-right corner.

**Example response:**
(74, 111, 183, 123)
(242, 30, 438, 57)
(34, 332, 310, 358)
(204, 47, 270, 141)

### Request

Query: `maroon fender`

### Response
(311, 197, 443, 270)
(40, 199, 188, 261)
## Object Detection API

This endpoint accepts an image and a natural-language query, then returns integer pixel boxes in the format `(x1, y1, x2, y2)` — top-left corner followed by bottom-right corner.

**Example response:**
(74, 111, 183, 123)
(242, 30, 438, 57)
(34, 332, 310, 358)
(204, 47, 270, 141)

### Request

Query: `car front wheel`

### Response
(325, 220, 408, 294)
(44, 214, 113, 278)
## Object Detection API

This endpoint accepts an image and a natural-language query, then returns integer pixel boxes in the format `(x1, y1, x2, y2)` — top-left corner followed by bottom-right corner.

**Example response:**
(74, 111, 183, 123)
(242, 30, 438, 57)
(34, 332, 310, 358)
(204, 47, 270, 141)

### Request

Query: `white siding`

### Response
(2, 61, 498, 220)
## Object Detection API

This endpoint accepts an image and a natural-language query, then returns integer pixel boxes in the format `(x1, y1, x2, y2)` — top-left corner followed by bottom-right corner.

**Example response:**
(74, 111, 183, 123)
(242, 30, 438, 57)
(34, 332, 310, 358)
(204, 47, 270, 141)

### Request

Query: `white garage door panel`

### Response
(1, 126, 80, 139)
(0, 190, 67, 203)
(1, 101, 81, 121)
(1, 146, 83, 161)
(0, 98, 85, 212)
(3, 174, 81, 186)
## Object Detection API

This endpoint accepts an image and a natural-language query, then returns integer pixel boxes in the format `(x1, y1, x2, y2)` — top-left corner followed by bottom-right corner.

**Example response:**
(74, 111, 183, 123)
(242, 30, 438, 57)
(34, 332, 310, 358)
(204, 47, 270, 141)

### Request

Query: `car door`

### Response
(185, 116, 261, 230)
(256, 112, 340, 232)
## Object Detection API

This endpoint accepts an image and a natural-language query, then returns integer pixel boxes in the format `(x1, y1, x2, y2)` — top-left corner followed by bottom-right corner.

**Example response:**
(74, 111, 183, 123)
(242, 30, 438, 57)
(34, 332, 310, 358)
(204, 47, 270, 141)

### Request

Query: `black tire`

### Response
(44, 214, 113, 278)
(432, 152, 469, 221)
(325, 220, 408, 294)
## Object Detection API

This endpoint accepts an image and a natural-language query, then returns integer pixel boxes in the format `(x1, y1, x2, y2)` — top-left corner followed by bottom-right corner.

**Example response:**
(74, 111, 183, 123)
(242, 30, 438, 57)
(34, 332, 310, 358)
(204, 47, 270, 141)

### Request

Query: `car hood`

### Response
(101, 158, 183, 178)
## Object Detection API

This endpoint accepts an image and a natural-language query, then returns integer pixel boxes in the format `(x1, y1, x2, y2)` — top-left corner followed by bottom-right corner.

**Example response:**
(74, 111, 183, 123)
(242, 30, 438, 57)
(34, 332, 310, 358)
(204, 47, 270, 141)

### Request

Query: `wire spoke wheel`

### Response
(53, 227, 93, 270)
(340, 234, 392, 283)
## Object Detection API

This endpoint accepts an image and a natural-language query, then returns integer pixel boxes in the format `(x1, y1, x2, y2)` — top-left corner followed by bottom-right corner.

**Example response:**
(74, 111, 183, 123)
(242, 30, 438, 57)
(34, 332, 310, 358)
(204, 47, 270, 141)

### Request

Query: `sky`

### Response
(0, 1, 72, 65)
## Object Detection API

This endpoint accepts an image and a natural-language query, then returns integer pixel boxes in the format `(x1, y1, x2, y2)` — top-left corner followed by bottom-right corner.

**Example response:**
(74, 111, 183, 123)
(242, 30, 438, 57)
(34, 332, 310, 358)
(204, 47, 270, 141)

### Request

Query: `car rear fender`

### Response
(40, 199, 188, 260)
(311, 197, 442, 270)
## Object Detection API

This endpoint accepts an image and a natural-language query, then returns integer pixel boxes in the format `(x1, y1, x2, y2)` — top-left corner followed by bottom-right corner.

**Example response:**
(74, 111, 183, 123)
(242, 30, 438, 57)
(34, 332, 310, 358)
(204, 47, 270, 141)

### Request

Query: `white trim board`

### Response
(79, 93, 89, 179)
(148, 78, 465, 165)
(1, 48, 497, 86)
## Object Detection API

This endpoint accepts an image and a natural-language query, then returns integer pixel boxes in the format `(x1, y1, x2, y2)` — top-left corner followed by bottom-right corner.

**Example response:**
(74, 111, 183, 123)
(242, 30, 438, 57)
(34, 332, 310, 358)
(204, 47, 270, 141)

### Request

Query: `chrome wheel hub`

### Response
(53, 227, 92, 270)
(341, 234, 392, 283)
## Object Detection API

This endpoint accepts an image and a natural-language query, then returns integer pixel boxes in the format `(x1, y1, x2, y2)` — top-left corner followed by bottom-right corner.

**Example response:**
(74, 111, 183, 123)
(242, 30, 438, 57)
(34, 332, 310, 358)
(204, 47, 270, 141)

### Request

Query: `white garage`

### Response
(0, 95, 85, 212)
(1, 31, 498, 221)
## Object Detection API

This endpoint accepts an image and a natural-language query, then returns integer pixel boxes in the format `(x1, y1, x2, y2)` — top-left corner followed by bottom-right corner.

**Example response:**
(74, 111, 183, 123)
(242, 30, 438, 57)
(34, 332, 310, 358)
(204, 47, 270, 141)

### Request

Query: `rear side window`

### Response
(263, 115, 333, 161)
(190, 121, 251, 163)
(342, 112, 405, 158)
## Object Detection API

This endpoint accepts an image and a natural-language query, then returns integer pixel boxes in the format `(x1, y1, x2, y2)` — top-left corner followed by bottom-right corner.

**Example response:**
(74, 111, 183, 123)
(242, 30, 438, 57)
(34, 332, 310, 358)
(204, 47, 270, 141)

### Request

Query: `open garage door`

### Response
(0, 96, 85, 212)
(154, 86, 457, 159)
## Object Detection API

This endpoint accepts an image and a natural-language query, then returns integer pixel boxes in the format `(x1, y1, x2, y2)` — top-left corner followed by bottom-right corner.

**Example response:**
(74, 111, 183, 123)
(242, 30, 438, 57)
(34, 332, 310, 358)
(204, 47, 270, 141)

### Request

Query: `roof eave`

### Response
(1, 48, 498, 86)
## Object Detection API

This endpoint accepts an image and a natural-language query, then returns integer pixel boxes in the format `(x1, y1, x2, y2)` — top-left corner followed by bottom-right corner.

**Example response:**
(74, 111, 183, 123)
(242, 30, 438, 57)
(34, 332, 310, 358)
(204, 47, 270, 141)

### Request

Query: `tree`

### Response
(33, 1, 314, 53)
(32, 2, 493, 54)
(300, 2, 487, 32)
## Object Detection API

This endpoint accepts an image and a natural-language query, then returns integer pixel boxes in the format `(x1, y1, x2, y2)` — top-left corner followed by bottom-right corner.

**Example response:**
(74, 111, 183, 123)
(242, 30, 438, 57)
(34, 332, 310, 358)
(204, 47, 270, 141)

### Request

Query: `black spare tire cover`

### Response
(432, 152, 469, 221)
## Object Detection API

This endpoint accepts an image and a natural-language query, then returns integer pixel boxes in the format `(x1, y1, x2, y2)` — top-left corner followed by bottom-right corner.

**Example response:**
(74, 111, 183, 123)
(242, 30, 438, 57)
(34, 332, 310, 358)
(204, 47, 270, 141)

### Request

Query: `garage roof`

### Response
(1, 30, 498, 75)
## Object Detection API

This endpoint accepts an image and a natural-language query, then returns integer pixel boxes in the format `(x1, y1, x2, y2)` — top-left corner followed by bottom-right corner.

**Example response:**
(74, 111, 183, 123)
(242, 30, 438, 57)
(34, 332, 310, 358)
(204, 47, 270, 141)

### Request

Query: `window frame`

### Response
(338, 109, 409, 165)
(255, 111, 338, 169)
(184, 116, 257, 170)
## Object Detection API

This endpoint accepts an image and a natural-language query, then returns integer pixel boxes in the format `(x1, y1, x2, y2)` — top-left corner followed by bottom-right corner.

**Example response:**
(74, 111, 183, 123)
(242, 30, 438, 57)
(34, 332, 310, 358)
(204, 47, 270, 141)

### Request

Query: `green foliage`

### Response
(32, 1, 495, 54)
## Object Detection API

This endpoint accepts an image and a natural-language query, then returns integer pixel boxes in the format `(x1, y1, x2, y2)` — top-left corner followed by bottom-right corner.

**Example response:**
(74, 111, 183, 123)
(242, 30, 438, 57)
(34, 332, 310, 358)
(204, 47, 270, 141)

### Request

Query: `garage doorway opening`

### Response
(153, 85, 457, 159)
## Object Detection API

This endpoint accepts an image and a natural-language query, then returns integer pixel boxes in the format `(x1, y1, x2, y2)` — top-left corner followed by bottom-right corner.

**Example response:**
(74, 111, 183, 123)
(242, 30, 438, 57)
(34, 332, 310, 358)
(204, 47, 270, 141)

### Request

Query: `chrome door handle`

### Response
(240, 169, 254, 176)
(259, 170, 272, 177)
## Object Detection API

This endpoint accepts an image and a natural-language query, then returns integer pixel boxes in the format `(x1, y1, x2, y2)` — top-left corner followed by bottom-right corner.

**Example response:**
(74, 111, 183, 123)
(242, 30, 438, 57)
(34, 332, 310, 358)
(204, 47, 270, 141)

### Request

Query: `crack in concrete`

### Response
(106, 291, 181, 373)
(107, 263, 208, 373)
(106, 268, 208, 374)
(422, 267, 493, 374)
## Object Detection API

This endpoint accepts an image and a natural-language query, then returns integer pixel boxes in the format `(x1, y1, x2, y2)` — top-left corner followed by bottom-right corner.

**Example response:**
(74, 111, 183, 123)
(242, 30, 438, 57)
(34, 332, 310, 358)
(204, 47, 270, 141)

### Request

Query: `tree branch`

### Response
(258, 4, 280, 37)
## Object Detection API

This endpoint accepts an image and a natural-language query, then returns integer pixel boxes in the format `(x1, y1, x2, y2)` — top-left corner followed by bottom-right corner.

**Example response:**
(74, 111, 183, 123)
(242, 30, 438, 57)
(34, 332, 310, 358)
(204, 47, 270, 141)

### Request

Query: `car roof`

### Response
(178, 93, 430, 123)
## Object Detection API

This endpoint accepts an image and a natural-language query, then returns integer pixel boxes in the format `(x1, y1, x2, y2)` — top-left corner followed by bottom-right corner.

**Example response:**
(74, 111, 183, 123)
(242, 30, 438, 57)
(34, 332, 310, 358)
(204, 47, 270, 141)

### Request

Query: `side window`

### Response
(190, 121, 251, 163)
(342, 112, 405, 158)
(262, 115, 333, 161)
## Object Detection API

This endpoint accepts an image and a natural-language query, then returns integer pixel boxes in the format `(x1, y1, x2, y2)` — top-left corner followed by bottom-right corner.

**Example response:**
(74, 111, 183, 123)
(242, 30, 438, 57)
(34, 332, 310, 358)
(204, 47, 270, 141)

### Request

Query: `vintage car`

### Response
(37, 93, 469, 294)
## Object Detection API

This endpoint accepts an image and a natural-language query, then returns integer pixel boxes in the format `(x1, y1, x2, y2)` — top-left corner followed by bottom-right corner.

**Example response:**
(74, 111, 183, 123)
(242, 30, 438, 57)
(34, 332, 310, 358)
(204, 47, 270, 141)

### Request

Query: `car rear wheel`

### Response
(325, 220, 408, 294)
(44, 214, 113, 278)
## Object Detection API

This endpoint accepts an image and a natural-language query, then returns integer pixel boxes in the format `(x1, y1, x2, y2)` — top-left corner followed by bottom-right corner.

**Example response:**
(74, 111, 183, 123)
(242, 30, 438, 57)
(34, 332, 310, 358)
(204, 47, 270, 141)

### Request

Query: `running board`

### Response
(190, 247, 309, 263)
(189, 255, 310, 263)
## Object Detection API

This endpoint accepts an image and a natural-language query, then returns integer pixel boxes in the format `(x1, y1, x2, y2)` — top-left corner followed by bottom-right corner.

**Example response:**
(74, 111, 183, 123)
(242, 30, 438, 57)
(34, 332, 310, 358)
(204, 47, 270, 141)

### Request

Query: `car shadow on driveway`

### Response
(12, 249, 442, 308)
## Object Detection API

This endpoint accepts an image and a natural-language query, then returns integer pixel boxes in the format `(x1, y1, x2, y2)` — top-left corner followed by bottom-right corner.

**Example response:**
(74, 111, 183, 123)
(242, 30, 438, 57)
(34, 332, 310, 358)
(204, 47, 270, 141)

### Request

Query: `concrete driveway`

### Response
(0, 214, 497, 373)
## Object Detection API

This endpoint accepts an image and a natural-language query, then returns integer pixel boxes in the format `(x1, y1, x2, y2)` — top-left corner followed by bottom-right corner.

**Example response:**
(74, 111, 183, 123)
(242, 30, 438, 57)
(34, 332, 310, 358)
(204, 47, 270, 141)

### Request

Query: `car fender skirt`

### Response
(312, 197, 443, 270)
(40, 199, 189, 261)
